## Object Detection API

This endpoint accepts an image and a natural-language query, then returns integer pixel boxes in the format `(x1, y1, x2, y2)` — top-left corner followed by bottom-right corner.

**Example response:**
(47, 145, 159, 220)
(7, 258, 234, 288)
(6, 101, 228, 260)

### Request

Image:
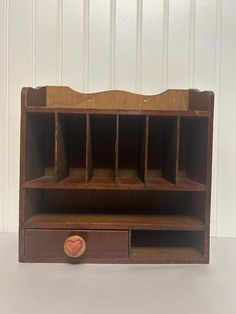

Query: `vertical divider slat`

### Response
(55, 112, 68, 182)
(86, 113, 93, 183)
(175, 115, 181, 185)
(54, 112, 59, 181)
(137, 116, 146, 183)
(115, 114, 119, 185)
(144, 114, 149, 185)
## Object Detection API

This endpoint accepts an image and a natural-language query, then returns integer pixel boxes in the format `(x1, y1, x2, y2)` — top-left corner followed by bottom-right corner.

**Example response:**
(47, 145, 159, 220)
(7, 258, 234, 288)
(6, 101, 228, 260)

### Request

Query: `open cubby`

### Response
(20, 87, 213, 263)
(56, 114, 86, 182)
(118, 115, 146, 185)
(131, 230, 205, 261)
(25, 113, 55, 182)
(24, 189, 206, 227)
(178, 117, 208, 185)
(88, 115, 116, 184)
(146, 116, 177, 186)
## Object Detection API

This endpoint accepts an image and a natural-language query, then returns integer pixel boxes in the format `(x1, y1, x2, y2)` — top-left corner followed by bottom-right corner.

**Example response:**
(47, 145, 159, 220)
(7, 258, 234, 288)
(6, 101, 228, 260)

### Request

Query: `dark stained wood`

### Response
(86, 114, 93, 182)
(19, 86, 214, 264)
(25, 113, 55, 181)
(24, 213, 206, 231)
(118, 115, 146, 183)
(23, 174, 207, 191)
(55, 113, 68, 180)
(45, 87, 190, 110)
(56, 113, 86, 182)
(23, 106, 211, 117)
(24, 229, 129, 261)
(146, 116, 178, 185)
(178, 117, 208, 185)
(189, 89, 214, 111)
(21, 86, 46, 108)
(130, 247, 204, 261)
(115, 114, 119, 184)
(137, 115, 147, 182)
(89, 114, 116, 183)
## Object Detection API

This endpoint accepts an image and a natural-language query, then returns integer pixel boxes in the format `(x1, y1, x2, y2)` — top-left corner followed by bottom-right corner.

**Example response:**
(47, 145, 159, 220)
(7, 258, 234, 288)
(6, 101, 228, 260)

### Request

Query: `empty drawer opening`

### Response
(131, 230, 205, 260)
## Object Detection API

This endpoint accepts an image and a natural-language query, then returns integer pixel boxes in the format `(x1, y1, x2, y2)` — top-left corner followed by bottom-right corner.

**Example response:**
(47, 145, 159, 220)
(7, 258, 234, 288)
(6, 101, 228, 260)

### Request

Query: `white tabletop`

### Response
(0, 233, 235, 314)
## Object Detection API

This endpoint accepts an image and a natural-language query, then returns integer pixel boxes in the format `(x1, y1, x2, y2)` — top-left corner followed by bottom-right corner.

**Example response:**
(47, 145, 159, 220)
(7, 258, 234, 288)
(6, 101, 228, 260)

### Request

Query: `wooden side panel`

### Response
(24, 229, 129, 261)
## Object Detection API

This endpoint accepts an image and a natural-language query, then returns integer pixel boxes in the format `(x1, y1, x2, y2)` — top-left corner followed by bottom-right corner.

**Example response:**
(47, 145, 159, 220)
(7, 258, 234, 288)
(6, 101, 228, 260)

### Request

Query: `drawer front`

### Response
(24, 229, 129, 261)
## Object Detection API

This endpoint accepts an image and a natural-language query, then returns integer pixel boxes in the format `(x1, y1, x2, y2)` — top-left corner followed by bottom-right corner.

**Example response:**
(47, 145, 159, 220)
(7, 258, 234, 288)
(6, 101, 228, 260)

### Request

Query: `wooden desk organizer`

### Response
(19, 87, 214, 263)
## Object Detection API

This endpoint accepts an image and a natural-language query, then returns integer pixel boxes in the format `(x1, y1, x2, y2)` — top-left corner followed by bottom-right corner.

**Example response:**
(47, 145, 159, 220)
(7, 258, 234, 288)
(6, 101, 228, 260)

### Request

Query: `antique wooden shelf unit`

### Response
(19, 87, 214, 263)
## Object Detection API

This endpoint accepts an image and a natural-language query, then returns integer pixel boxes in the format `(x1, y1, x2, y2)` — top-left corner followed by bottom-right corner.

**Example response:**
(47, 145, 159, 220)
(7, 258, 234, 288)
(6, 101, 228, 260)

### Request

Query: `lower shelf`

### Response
(24, 213, 206, 231)
(130, 247, 205, 262)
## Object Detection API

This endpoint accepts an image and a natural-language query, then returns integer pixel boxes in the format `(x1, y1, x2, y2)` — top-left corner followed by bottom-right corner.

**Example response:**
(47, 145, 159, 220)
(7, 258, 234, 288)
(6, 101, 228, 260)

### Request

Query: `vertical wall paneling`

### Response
(194, 0, 218, 236)
(162, 0, 169, 90)
(212, 0, 222, 237)
(56, 0, 63, 85)
(194, 0, 217, 90)
(89, 0, 110, 92)
(109, 0, 116, 89)
(35, 0, 58, 85)
(0, 0, 8, 232)
(135, 0, 142, 93)
(62, 0, 84, 90)
(142, 0, 163, 94)
(188, 0, 196, 87)
(31, 0, 36, 86)
(217, 0, 236, 237)
(83, 0, 89, 92)
(168, 0, 190, 88)
(115, 0, 137, 91)
(8, 0, 32, 231)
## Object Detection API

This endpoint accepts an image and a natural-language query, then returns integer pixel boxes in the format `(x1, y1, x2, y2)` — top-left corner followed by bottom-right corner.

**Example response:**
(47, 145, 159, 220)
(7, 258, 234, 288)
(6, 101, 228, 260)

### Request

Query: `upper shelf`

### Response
(21, 86, 214, 113)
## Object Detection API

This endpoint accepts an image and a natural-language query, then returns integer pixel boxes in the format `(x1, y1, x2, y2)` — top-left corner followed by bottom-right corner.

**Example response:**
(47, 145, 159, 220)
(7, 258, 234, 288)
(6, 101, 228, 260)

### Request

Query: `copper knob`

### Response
(64, 235, 86, 258)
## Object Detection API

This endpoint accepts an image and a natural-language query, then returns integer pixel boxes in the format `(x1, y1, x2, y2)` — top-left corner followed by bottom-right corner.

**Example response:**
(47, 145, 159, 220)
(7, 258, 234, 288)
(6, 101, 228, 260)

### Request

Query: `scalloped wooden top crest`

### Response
(21, 86, 214, 111)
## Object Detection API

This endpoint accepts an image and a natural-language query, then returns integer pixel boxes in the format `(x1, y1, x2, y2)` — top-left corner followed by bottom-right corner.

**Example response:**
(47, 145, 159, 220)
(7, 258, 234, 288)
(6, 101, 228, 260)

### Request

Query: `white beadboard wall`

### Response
(0, 0, 235, 236)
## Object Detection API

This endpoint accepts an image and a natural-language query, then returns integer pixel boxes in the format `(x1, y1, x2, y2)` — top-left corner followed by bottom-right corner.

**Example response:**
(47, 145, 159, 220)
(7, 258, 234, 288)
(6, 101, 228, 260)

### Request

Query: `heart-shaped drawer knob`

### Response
(64, 235, 86, 258)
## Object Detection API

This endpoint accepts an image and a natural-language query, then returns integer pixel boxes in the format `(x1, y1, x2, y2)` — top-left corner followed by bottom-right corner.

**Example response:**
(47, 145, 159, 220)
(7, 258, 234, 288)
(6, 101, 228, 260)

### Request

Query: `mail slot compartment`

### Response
(24, 229, 129, 262)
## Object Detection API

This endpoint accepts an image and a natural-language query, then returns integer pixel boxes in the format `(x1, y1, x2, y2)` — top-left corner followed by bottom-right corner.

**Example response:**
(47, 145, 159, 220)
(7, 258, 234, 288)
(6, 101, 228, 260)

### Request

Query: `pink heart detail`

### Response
(65, 240, 83, 256)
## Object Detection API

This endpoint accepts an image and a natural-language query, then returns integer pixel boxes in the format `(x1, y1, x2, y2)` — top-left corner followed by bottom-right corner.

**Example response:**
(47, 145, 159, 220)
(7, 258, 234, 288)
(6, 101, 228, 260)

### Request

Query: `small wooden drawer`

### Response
(24, 229, 129, 262)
